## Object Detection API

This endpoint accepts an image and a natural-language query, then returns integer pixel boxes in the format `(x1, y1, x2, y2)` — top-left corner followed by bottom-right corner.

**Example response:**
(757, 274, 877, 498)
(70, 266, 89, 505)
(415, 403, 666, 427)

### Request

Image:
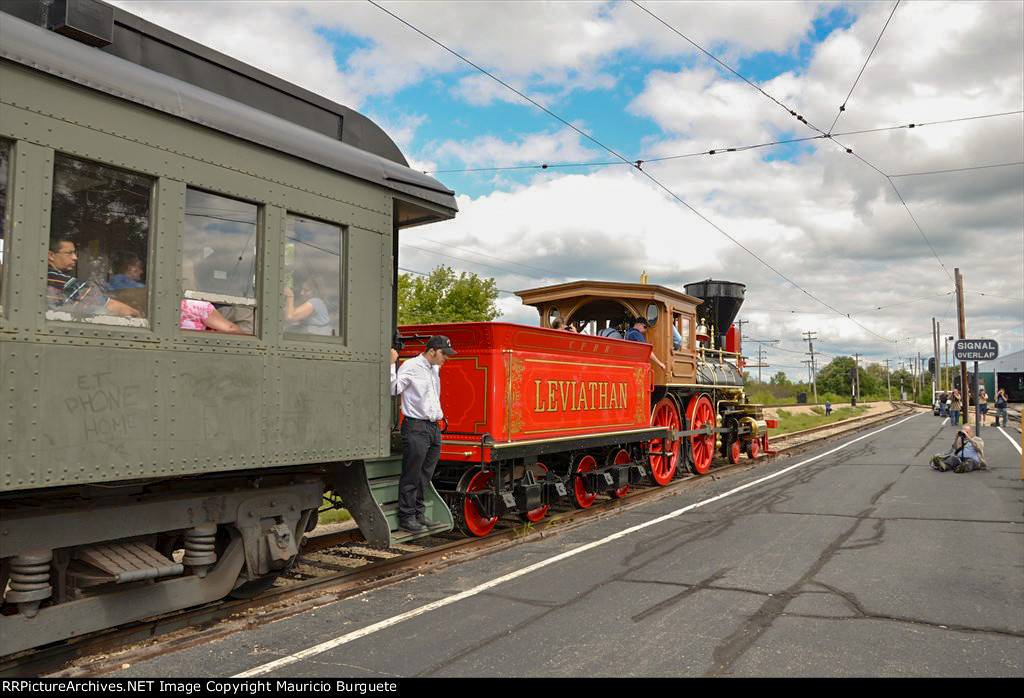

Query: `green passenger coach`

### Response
(0, 2, 457, 654)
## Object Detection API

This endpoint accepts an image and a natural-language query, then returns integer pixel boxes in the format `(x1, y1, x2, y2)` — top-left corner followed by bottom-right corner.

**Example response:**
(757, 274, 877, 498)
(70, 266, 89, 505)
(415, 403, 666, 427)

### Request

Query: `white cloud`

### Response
(109, 0, 1023, 376)
(433, 128, 600, 168)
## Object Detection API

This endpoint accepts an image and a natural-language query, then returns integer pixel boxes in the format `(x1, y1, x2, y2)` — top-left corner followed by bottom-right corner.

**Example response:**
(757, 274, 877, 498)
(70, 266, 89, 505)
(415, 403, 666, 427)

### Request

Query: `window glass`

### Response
(673, 312, 690, 352)
(646, 302, 659, 327)
(47, 154, 152, 325)
(283, 214, 343, 338)
(183, 189, 258, 334)
(547, 306, 560, 328)
(0, 139, 9, 312)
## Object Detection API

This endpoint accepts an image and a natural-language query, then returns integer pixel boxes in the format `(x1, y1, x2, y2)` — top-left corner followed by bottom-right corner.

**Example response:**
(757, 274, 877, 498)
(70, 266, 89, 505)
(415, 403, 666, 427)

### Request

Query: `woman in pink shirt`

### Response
(180, 298, 244, 333)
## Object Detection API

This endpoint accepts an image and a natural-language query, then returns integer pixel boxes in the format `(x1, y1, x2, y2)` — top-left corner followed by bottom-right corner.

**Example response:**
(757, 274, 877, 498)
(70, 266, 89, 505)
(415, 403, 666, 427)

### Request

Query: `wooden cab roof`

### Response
(516, 280, 703, 313)
(516, 280, 704, 387)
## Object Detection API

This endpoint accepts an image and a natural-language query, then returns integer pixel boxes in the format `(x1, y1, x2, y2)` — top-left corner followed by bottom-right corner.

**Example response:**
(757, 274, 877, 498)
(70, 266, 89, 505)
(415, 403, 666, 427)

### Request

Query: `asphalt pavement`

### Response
(113, 412, 1023, 678)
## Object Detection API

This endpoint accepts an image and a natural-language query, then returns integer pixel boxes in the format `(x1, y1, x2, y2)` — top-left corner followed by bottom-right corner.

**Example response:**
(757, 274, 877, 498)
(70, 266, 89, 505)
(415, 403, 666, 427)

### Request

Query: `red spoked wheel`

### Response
(571, 454, 599, 509)
(458, 468, 498, 537)
(608, 449, 631, 498)
(519, 461, 550, 523)
(649, 398, 681, 486)
(747, 437, 761, 460)
(686, 394, 716, 475)
(729, 439, 742, 465)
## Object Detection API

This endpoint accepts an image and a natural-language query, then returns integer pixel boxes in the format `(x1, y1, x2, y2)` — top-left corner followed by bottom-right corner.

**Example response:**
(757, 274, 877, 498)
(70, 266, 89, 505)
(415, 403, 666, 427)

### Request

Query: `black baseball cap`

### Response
(426, 335, 457, 355)
(633, 317, 649, 327)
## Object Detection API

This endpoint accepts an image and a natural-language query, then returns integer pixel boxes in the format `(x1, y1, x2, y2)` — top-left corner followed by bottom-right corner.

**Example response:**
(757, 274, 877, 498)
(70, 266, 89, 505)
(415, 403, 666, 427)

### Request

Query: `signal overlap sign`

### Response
(953, 339, 999, 362)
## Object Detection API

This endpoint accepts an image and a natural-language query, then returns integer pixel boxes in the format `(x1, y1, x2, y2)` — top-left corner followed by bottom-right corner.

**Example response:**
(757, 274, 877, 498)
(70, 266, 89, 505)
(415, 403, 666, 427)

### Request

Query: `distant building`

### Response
(953, 348, 1023, 402)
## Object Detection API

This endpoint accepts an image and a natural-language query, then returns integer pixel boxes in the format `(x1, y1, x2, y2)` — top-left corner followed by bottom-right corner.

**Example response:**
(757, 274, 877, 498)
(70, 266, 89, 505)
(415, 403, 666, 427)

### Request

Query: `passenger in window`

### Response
(672, 324, 683, 351)
(47, 238, 140, 318)
(625, 317, 667, 370)
(106, 251, 145, 290)
(283, 275, 331, 336)
(180, 298, 243, 334)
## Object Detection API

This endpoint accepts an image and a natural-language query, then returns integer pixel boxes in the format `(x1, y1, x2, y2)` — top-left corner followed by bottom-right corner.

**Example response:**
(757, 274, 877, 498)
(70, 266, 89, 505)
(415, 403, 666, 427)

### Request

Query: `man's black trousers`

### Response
(399, 417, 442, 522)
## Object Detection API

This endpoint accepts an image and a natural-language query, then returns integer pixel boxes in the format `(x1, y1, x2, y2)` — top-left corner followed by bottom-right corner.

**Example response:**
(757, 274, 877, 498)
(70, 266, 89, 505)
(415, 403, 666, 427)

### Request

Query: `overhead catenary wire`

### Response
(628, 0, 828, 136)
(369, 0, 898, 347)
(425, 110, 1024, 175)
(631, 0, 957, 287)
(827, 1, 901, 134)
(889, 161, 1024, 178)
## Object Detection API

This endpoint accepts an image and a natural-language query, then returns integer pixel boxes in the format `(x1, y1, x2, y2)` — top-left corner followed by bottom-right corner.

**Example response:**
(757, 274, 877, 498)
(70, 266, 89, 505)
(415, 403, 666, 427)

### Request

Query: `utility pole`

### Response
(735, 319, 747, 340)
(933, 318, 940, 398)
(742, 336, 776, 383)
(916, 352, 922, 403)
(884, 358, 892, 401)
(955, 268, 967, 426)
(853, 353, 861, 401)
(803, 331, 818, 404)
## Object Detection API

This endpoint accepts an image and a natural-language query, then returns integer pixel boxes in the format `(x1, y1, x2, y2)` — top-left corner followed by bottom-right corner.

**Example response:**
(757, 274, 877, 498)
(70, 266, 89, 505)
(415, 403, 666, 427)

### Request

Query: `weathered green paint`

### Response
(0, 59, 450, 492)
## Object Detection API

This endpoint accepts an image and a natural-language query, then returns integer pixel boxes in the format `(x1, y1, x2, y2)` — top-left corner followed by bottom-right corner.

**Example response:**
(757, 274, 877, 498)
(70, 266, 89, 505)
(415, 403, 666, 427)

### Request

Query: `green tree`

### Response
(397, 265, 501, 325)
(817, 356, 859, 396)
(769, 371, 792, 387)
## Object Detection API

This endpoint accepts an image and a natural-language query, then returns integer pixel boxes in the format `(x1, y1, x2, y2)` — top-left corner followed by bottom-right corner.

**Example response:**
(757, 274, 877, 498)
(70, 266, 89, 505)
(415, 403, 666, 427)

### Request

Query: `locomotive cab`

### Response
(515, 280, 703, 388)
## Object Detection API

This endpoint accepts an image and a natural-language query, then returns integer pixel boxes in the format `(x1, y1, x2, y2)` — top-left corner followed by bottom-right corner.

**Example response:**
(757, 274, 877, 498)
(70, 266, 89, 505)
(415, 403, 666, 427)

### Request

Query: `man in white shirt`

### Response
(390, 335, 456, 532)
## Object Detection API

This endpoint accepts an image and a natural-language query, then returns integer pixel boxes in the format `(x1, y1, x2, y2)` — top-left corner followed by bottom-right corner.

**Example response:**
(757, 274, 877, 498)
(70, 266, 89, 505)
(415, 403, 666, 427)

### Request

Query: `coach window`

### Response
(547, 306, 560, 328)
(182, 189, 258, 335)
(0, 139, 9, 313)
(283, 214, 343, 338)
(47, 154, 153, 326)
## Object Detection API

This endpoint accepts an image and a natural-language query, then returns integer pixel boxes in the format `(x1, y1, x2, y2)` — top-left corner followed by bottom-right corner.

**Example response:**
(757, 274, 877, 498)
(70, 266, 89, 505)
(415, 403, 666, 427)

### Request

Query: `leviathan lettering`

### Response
(534, 379, 628, 412)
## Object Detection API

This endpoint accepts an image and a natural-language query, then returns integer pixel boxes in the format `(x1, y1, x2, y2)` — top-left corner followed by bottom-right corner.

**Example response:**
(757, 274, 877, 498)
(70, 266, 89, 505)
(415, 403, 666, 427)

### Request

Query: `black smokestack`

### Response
(684, 279, 746, 351)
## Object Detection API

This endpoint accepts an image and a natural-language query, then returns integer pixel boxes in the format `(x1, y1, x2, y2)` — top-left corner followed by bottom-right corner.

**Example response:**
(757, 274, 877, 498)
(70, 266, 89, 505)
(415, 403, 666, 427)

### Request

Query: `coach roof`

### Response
(0, 13, 458, 217)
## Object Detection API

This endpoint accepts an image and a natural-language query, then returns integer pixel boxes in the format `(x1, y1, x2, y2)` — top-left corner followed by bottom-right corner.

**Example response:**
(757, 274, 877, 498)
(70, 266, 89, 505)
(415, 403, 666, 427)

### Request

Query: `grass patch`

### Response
(318, 492, 352, 525)
(769, 405, 870, 436)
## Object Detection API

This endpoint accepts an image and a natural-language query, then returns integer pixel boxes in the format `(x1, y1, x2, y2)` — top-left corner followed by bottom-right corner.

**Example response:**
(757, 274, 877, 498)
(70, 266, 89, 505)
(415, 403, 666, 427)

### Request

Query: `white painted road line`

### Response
(996, 426, 1022, 455)
(942, 417, 950, 426)
(234, 412, 922, 678)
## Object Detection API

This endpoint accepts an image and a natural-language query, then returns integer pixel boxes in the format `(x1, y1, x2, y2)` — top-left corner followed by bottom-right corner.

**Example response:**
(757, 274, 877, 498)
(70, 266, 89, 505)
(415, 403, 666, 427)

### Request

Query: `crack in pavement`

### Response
(704, 479, 898, 677)
(805, 581, 1024, 638)
(631, 570, 729, 622)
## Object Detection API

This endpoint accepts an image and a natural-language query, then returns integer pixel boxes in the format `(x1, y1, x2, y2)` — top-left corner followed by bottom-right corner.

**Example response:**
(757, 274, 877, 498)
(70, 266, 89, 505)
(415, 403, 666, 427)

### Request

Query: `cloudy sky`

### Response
(115, 0, 1023, 379)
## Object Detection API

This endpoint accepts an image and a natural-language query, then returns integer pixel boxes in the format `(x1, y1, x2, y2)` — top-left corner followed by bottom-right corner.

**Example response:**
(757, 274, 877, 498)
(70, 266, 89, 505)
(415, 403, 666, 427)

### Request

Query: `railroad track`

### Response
(8, 402, 913, 678)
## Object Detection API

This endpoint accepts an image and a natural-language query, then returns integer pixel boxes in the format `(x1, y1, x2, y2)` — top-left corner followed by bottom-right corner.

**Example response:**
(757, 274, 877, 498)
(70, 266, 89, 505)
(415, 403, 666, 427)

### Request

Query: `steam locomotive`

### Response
(395, 279, 772, 536)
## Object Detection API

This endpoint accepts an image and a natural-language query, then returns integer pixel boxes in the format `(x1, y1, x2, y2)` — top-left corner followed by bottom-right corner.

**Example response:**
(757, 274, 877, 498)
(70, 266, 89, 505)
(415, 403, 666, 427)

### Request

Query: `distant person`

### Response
(625, 317, 667, 371)
(672, 324, 683, 351)
(948, 389, 961, 426)
(994, 388, 1008, 427)
(825, 399, 832, 416)
(106, 251, 145, 290)
(930, 423, 986, 473)
(180, 298, 243, 333)
(551, 318, 564, 330)
(978, 386, 989, 423)
(283, 275, 331, 335)
(939, 391, 948, 417)
(47, 238, 139, 318)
